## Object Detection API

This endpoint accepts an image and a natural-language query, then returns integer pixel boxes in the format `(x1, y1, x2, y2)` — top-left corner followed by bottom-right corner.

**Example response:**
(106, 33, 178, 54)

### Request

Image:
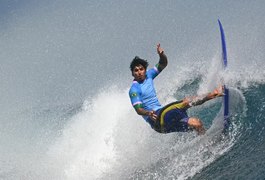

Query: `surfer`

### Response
(129, 43, 223, 135)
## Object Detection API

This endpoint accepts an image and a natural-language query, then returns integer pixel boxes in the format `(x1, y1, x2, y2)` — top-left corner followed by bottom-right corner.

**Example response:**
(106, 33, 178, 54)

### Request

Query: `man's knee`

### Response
(188, 117, 205, 135)
(188, 117, 203, 128)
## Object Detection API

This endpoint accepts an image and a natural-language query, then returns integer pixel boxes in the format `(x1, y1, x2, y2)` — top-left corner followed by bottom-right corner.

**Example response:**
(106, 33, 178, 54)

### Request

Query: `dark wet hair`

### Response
(130, 56, 149, 72)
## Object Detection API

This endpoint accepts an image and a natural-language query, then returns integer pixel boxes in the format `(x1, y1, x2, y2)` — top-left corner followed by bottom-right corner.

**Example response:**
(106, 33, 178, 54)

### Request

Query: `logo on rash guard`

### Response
(131, 93, 137, 97)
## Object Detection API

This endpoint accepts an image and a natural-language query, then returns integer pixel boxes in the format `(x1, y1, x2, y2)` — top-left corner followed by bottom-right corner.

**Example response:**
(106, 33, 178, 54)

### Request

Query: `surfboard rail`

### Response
(218, 20, 230, 130)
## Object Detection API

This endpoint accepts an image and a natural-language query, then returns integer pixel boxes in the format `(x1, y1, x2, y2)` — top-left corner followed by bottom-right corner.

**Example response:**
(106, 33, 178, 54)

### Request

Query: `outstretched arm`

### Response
(156, 43, 168, 72)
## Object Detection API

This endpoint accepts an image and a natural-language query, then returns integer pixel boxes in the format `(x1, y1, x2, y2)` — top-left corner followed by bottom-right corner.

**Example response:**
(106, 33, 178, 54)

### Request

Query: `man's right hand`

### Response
(148, 110, 158, 121)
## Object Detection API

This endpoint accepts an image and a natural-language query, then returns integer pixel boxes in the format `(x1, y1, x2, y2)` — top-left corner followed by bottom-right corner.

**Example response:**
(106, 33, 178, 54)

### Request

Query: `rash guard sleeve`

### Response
(147, 65, 160, 79)
(129, 83, 143, 109)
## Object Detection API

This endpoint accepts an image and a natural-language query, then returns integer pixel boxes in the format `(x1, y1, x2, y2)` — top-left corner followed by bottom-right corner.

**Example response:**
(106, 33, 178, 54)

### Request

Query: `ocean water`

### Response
(0, 0, 265, 179)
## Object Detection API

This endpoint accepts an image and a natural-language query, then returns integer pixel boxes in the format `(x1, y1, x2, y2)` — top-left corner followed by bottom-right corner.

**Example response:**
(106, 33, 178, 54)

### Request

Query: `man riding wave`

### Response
(129, 44, 223, 135)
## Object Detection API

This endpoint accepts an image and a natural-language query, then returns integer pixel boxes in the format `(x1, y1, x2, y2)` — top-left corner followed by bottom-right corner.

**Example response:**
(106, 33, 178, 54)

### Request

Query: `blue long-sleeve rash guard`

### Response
(129, 65, 162, 121)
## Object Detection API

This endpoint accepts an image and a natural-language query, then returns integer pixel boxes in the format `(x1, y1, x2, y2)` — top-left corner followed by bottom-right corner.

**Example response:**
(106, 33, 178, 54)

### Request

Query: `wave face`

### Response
(0, 0, 265, 179)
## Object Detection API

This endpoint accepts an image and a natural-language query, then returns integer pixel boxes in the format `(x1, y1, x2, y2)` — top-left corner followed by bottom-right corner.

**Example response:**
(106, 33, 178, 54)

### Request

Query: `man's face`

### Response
(132, 64, 146, 81)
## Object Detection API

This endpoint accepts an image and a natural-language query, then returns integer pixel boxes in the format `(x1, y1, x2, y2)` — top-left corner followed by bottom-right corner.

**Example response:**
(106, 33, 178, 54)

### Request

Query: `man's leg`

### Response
(184, 86, 224, 107)
(187, 117, 206, 135)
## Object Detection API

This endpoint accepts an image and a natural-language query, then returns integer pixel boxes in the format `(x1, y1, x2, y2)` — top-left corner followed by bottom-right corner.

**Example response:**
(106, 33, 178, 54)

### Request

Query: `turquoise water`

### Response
(0, 1, 264, 179)
(193, 84, 265, 180)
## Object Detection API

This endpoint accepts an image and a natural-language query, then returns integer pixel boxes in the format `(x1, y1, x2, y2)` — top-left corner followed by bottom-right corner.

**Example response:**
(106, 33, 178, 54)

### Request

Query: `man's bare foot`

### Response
(213, 85, 225, 97)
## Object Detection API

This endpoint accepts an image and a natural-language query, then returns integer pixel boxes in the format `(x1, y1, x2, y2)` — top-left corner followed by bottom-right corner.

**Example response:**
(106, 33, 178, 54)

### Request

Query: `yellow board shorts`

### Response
(152, 100, 190, 133)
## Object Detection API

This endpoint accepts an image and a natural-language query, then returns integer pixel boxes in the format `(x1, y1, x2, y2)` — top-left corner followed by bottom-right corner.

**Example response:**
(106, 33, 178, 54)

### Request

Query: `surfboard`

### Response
(218, 20, 230, 130)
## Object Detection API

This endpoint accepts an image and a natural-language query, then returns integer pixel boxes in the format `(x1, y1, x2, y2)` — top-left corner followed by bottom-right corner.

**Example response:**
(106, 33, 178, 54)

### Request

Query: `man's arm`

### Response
(156, 43, 168, 72)
(129, 87, 158, 121)
(135, 108, 158, 121)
